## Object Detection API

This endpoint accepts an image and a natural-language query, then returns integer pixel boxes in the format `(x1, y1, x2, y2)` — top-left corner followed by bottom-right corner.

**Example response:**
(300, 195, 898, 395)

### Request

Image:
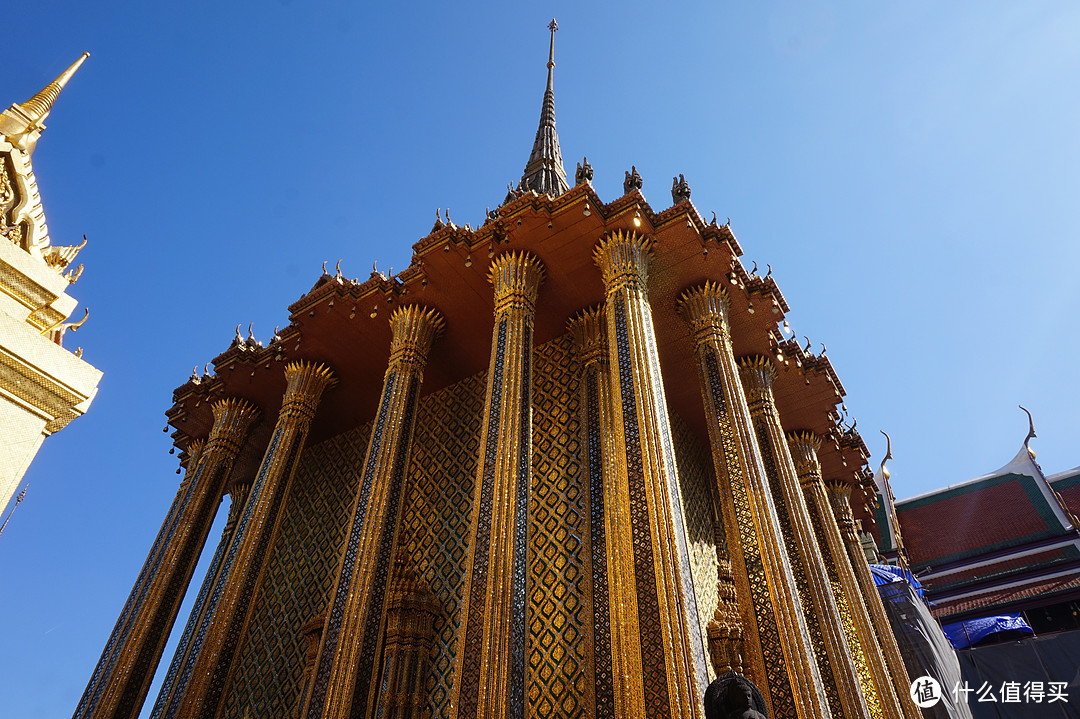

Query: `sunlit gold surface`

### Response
(739, 357, 870, 719)
(451, 252, 544, 718)
(596, 231, 706, 719)
(826, 481, 923, 719)
(304, 306, 443, 718)
(678, 282, 831, 719)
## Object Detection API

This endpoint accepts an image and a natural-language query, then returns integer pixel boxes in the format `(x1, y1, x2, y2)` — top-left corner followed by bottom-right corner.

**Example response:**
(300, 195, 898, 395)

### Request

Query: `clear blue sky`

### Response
(2, 2, 1078, 716)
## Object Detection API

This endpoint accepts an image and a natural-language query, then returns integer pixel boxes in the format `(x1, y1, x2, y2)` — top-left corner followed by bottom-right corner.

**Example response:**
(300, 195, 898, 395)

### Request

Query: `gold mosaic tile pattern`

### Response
(669, 413, 719, 665)
(528, 335, 591, 718)
(399, 371, 485, 718)
(220, 422, 371, 718)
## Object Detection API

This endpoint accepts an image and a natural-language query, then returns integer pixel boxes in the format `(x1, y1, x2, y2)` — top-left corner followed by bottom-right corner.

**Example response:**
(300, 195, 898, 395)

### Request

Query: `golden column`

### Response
(738, 356, 869, 719)
(303, 304, 444, 719)
(594, 230, 708, 719)
(568, 307, 616, 718)
(787, 432, 903, 719)
(75, 398, 259, 719)
(160, 361, 336, 719)
(149, 472, 253, 719)
(826, 479, 922, 719)
(451, 251, 544, 719)
(677, 283, 831, 719)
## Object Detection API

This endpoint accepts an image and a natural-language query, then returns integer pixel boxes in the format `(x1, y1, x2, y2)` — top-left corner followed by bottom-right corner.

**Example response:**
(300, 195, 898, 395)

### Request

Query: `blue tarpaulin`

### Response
(869, 562, 927, 600)
(941, 614, 1034, 650)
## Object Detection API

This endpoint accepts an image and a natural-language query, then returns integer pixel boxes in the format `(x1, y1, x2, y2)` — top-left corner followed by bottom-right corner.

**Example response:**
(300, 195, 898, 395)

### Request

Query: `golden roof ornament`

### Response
(0, 52, 89, 154)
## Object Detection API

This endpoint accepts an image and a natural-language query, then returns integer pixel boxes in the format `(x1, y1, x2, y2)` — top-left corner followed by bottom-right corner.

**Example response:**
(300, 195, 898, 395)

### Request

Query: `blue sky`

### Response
(2, 2, 1079, 716)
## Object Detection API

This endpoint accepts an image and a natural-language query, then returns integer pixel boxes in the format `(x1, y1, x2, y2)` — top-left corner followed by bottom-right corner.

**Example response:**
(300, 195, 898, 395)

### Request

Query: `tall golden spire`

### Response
(517, 20, 569, 198)
(1, 52, 89, 152)
(19, 52, 89, 123)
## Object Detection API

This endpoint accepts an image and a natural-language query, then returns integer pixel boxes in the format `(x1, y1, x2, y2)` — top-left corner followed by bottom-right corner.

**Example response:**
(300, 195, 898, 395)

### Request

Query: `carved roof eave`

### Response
(164, 184, 768, 455)
(776, 336, 847, 397)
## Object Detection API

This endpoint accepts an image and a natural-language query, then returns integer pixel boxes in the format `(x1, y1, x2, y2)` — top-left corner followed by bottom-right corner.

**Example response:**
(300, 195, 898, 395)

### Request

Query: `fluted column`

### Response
(451, 252, 544, 719)
(788, 432, 902, 719)
(568, 308, 616, 718)
(149, 478, 252, 719)
(677, 282, 831, 719)
(738, 357, 869, 719)
(303, 305, 444, 719)
(826, 480, 922, 719)
(595, 230, 707, 719)
(161, 361, 335, 719)
(75, 398, 259, 719)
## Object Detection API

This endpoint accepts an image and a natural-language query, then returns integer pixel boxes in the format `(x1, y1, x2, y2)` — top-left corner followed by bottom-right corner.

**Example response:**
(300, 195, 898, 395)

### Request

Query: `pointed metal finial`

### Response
(19, 52, 90, 124)
(547, 19, 558, 79)
(516, 20, 569, 199)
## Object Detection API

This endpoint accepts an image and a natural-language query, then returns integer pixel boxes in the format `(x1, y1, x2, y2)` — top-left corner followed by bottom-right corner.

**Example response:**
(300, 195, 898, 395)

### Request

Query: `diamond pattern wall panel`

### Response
(220, 422, 372, 718)
(528, 334, 591, 719)
(399, 370, 485, 719)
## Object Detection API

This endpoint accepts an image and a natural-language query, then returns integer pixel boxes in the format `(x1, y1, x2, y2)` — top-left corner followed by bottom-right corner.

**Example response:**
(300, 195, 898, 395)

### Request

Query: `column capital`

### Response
(786, 430, 823, 483)
(736, 355, 777, 410)
(387, 304, 445, 373)
(489, 251, 545, 316)
(593, 229, 653, 292)
(825, 479, 858, 533)
(281, 361, 336, 422)
(567, 306, 606, 366)
(185, 438, 206, 469)
(824, 478, 853, 496)
(676, 281, 731, 344)
(206, 397, 261, 456)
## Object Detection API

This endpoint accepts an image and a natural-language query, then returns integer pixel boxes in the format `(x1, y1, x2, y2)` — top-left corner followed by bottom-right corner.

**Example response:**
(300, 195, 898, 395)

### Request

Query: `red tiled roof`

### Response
(930, 573, 1080, 619)
(1053, 480, 1080, 521)
(897, 475, 1059, 569)
(922, 546, 1073, 591)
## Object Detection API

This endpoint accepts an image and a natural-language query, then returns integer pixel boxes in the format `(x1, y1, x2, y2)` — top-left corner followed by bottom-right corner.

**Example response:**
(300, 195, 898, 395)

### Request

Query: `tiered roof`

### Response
(890, 442, 1080, 620)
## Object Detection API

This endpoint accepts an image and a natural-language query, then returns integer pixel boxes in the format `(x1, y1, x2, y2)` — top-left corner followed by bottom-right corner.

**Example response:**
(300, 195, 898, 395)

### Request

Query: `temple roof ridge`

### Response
(517, 19, 569, 199)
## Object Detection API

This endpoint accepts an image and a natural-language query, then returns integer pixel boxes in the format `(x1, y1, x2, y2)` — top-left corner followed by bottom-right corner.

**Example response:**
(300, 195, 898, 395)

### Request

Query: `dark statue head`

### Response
(704, 671, 768, 719)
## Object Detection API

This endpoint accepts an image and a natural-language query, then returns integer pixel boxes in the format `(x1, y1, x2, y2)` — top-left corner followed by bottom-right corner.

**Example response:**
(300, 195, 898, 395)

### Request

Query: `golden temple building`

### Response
(0, 54, 102, 524)
(77, 24, 923, 719)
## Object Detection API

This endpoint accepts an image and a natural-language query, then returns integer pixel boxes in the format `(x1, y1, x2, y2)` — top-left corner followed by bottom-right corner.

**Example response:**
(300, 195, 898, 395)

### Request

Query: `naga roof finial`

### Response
(515, 20, 569, 200)
(1020, 405, 1037, 459)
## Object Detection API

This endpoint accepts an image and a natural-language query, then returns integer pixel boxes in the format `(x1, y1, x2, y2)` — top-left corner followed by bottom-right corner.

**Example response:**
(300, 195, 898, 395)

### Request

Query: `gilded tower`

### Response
(0, 54, 102, 522)
(78, 24, 917, 719)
